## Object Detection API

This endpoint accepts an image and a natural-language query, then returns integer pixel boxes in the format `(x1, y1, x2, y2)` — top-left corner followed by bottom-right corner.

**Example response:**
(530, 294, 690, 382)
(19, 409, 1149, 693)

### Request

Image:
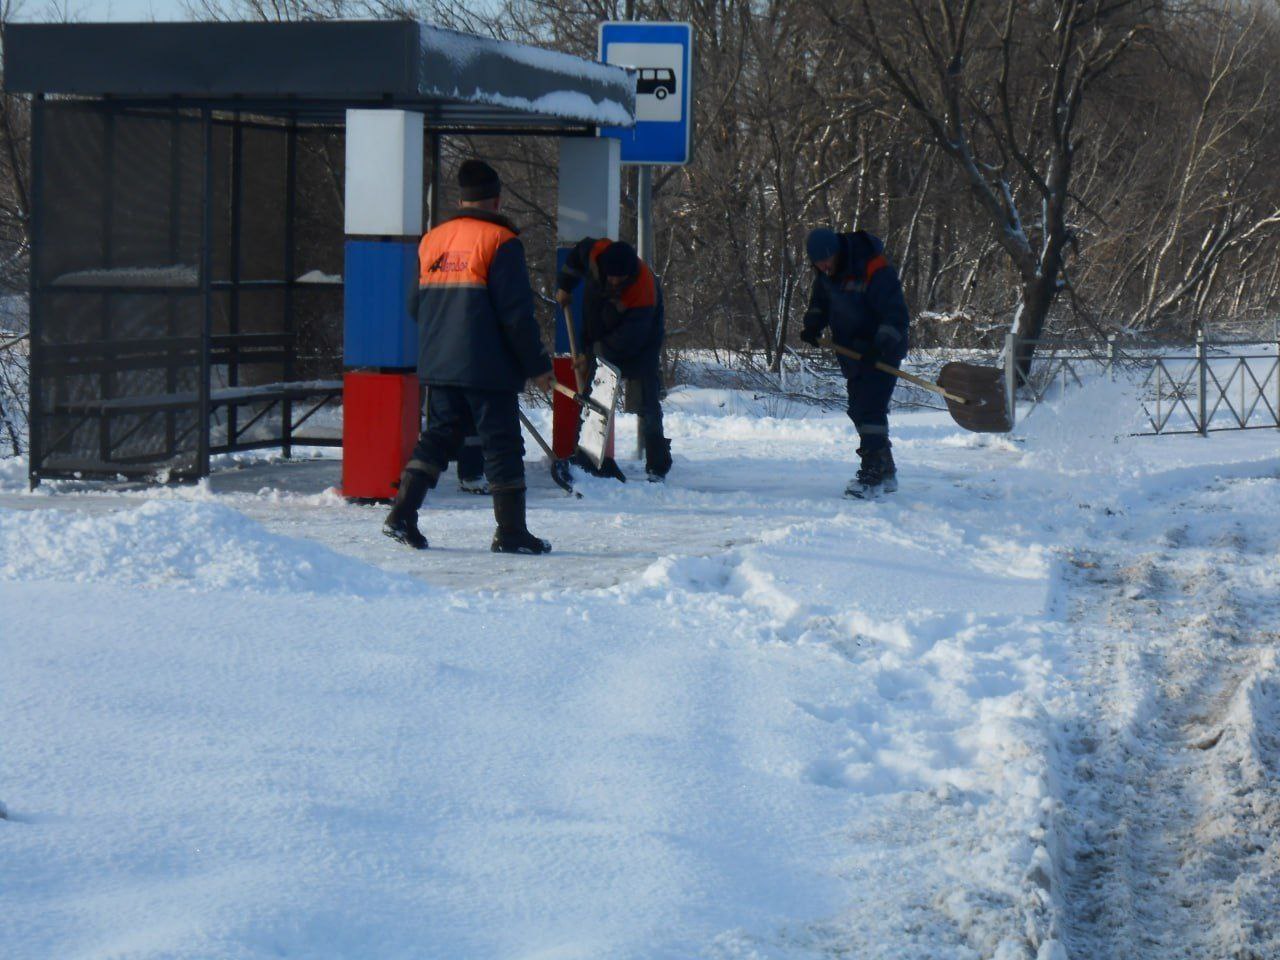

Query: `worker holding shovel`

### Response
(555, 239, 672, 482)
(800, 228, 911, 499)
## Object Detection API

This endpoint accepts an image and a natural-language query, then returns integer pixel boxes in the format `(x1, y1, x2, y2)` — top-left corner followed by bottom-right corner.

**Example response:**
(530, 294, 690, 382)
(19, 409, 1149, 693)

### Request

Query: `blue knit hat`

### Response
(806, 228, 841, 264)
(598, 241, 639, 278)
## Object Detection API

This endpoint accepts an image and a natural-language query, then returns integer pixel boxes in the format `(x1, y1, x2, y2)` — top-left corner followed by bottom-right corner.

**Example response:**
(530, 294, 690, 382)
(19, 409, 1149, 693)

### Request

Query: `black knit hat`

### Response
(458, 159, 501, 201)
(598, 240, 639, 279)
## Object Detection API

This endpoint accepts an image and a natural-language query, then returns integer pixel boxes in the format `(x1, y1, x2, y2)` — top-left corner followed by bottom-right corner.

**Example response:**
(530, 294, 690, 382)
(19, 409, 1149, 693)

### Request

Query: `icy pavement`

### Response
(1, 385, 1278, 959)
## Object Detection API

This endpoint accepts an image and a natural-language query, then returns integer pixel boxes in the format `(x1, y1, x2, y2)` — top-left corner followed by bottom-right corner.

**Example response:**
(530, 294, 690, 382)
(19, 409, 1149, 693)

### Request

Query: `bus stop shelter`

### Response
(3, 20, 633, 490)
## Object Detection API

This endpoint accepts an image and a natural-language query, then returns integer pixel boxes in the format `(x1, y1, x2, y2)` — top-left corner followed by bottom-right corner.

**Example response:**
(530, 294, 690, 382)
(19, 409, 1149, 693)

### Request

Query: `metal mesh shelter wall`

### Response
(29, 100, 344, 483)
(32, 103, 206, 479)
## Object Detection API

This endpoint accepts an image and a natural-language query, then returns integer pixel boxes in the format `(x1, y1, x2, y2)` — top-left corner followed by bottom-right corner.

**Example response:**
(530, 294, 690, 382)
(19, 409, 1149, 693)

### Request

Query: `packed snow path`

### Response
(2, 385, 1278, 959)
(1052, 473, 1280, 960)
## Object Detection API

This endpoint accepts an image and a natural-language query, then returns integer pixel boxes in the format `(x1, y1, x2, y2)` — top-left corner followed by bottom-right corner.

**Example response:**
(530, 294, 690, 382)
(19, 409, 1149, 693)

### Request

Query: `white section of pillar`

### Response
(344, 110, 424, 237)
(557, 137, 621, 243)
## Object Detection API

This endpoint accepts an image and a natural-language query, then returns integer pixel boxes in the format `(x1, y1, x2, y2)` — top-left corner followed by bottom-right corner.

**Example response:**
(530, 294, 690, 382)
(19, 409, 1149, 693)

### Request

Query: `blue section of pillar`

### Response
(343, 239, 419, 369)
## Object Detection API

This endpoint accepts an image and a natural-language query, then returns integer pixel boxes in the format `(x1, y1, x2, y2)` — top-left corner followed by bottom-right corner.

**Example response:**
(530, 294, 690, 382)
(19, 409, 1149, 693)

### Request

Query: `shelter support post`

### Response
(554, 137, 621, 459)
(340, 109, 424, 499)
(199, 106, 213, 480)
(27, 94, 44, 489)
(282, 116, 298, 458)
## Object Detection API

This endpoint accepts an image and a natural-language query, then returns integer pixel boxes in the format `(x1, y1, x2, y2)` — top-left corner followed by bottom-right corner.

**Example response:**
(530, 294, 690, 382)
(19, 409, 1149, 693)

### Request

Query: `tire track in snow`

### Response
(1053, 478, 1280, 960)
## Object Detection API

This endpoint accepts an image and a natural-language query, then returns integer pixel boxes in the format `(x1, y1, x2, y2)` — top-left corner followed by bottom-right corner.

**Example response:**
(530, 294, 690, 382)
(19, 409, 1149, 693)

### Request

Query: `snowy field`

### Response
(2, 383, 1279, 959)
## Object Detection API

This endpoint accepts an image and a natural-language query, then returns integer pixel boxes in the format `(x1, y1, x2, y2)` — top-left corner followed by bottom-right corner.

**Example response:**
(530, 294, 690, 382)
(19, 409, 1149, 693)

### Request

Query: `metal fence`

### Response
(1009, 332, 1280, 436)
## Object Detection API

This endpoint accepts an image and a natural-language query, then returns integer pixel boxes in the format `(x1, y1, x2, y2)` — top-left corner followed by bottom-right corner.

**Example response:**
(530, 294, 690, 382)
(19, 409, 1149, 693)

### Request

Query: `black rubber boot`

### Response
(383, 467, 431, 550)
(490, 489, 552, 555)
(845, 447, 897, 499)
(644, 436, 673, 483)
(879, 447, 898, 493)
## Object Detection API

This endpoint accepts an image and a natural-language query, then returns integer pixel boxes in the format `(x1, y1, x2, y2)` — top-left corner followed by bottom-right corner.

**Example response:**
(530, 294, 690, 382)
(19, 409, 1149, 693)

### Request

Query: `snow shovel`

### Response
(824, 340, 1013, 433)
(551, 358, 624, 473)
(558, 301, 627, 480)
(517, 408, 580, 497)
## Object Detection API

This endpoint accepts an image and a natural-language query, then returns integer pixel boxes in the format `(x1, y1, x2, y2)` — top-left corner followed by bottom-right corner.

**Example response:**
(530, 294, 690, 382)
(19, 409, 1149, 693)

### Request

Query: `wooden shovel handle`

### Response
(824, 340, 968, 405)
(552, 380, 610, 417)
(563, 302, 586, 392)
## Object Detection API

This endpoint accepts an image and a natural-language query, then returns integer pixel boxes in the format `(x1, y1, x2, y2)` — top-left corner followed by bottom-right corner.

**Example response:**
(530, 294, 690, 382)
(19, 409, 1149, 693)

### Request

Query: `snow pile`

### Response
(622, 509, 1063, 956)
(0, 454, 27, 491)
(0, 500, 418, 596)
(3, 385, 1279, 959)
(1018, 376, 1148, 478)
(294, 269, 342, 284)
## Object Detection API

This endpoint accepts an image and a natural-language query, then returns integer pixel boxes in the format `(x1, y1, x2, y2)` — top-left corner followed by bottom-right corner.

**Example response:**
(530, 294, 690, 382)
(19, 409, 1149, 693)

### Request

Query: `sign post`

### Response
(598, 21, 693, 457)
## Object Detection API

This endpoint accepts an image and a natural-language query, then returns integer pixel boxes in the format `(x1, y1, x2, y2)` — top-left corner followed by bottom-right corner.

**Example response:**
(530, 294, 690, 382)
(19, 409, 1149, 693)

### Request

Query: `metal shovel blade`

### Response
(576, 359, 622, 469)
(549, 457, 580, 497)
(516, 407, 580, 497)
(936, 362, 1013, 433)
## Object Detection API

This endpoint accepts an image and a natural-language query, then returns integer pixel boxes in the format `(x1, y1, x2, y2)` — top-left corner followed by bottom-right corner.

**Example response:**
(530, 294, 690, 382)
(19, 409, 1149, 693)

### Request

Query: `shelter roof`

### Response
(3, 20, 637, 130)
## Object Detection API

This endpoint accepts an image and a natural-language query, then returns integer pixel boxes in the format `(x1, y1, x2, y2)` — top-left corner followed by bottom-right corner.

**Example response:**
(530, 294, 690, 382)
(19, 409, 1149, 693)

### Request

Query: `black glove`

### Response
(857, 341, 882, 368)
(799, 327, 822, 348)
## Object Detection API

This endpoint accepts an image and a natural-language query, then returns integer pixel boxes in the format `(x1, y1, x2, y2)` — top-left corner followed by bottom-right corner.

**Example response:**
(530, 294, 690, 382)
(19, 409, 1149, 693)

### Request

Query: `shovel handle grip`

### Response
(824, 341, 968, 405)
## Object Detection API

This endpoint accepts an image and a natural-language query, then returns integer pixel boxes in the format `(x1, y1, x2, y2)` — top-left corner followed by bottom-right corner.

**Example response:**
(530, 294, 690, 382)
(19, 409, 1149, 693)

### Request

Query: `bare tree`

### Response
(3, 0, 1277, 416)
(818, 0, 1156, 365)
(0, 0, 32, 454)
(1125, 4, 1280, 335)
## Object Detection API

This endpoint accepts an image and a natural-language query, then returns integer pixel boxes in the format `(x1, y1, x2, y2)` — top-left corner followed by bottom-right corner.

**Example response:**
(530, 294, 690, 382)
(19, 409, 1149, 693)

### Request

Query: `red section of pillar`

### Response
(552, 356, 579, 458)
(341, 371, 420, 500)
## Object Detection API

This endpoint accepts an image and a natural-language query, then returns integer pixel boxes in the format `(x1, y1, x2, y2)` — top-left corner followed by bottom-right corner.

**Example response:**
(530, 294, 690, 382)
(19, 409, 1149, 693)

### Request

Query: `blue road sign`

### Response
(598, 21, 693, 166)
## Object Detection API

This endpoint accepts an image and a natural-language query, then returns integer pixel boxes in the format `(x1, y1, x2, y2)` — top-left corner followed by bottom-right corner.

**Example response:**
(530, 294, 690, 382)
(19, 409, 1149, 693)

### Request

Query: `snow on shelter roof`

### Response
(2, 20, 636, 130)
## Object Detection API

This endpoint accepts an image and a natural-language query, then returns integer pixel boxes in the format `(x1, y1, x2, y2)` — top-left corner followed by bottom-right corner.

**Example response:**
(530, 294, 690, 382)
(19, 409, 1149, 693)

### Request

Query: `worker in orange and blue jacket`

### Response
(800, 227, 911, 499)
(384, 160, 555, 554)
(555, 239, 672, 481)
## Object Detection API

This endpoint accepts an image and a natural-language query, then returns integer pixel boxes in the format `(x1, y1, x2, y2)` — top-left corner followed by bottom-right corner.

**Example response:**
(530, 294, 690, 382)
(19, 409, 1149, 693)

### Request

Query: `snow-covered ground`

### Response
(1, 382, 1278, 959)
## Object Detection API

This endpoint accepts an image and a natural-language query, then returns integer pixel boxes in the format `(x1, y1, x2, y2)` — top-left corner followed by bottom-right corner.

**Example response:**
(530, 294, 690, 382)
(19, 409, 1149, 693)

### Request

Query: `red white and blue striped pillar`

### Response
(553, 137, 622, 459)
(340, 110, 425, 500)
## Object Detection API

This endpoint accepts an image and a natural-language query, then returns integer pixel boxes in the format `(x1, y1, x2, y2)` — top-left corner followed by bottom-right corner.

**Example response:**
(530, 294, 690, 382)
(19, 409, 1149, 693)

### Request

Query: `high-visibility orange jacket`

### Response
(415, 210, 551, 391)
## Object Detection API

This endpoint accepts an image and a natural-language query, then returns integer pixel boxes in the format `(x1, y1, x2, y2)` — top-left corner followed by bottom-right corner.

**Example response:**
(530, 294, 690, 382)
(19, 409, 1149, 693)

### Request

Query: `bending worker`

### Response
(799, 227, 911, 499)
(384, 159, 555, 554)
(555, 238, 672, 482)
